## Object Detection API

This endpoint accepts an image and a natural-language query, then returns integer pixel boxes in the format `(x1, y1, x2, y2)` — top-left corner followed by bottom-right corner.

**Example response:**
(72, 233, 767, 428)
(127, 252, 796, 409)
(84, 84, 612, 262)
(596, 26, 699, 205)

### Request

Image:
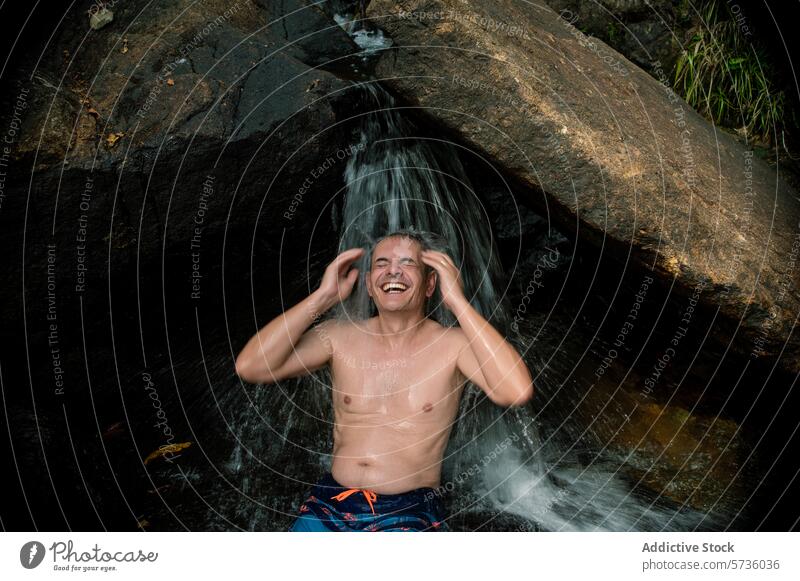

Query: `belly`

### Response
(331, 415, 451, 494)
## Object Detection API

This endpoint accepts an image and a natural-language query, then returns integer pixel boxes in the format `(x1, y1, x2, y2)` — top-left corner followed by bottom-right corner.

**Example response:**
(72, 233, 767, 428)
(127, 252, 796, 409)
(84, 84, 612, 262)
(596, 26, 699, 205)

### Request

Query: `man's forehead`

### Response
(372, 236, 422, 259)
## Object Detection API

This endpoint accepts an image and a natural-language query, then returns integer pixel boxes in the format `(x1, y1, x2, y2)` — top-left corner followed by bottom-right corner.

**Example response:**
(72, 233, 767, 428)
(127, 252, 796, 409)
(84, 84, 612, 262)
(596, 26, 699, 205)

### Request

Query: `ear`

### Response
(425, 269, 437, 298)
(365, 270, 372, 298)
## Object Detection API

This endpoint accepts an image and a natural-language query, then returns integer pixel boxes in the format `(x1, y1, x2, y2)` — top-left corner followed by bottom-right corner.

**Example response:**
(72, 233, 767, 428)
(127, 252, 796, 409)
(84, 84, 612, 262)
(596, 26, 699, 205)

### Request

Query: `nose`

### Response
(387, 260, 402, 276)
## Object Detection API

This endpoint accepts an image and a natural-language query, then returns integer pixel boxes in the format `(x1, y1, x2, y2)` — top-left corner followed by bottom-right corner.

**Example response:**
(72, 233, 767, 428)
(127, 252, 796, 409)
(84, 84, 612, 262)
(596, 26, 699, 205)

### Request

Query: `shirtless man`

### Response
(234, 230, 534, 531)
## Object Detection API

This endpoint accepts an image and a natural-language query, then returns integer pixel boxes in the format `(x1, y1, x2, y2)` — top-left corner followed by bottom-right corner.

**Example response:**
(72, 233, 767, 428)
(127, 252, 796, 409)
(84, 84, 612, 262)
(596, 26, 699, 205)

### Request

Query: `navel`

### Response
(344, 396, 352, 404)
(423, 402, 433, 413)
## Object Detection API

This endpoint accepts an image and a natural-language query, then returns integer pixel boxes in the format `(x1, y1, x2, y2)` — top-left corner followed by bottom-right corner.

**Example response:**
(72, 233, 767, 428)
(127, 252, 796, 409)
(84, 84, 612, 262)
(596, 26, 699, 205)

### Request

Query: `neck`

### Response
(374, 309, 427, 348)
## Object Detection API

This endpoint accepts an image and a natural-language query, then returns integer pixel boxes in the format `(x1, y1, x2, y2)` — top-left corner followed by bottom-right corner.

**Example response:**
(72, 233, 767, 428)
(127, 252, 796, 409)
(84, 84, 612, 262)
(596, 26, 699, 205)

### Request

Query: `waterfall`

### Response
(334, 82, 509, 331)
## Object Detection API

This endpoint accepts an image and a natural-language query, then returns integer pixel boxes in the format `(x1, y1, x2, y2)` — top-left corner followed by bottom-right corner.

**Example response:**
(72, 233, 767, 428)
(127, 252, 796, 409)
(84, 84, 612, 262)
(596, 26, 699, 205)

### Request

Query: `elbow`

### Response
(234, 356, 254, 383)
(501, 357, 534, 407)
(234, 355, 269, 384)
(497, 380, 534, 408)
(508, 384, 534, 407)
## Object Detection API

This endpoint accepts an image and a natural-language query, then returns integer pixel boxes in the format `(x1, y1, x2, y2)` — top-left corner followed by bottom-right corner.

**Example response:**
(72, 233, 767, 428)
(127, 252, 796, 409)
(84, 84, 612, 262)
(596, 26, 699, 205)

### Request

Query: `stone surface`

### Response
(369, 0, 800, 372)
(544, 0, 691, 75)
(0, 0, 361, 324)
(89, 8, 114, 31)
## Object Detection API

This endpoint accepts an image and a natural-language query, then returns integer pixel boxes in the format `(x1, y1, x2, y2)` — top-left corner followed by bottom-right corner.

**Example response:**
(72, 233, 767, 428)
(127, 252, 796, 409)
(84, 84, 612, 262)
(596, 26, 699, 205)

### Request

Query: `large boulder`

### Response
(368, 0, 800, 372)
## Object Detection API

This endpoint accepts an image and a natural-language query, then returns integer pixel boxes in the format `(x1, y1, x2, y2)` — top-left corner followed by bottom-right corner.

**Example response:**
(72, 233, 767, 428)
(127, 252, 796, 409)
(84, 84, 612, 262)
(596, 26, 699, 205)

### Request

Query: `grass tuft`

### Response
(673, 0, 788, 144)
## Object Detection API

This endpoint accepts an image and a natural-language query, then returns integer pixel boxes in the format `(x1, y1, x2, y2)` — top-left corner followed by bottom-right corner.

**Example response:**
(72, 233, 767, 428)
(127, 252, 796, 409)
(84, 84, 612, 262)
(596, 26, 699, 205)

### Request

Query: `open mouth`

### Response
(381, 281, 409, 294)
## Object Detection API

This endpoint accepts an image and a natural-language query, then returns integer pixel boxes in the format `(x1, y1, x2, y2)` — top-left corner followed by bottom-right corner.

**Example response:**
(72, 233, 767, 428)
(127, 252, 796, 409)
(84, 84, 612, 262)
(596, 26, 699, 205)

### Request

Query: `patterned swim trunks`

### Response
(288, 473, 449, 532)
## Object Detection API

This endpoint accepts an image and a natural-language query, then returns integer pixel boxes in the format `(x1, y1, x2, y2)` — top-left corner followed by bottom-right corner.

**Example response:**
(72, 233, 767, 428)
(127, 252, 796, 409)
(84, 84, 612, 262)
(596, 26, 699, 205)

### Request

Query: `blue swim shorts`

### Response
(288, 473, 449, 532)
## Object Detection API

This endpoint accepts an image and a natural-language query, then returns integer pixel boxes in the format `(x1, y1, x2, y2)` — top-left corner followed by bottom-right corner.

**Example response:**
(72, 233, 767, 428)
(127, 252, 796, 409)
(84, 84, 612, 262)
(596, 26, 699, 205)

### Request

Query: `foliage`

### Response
(673, 0, 788, 144)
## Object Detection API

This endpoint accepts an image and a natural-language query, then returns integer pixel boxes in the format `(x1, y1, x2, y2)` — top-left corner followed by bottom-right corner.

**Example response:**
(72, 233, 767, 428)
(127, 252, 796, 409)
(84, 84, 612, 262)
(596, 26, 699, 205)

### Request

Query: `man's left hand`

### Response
(420, 250, 467, 312)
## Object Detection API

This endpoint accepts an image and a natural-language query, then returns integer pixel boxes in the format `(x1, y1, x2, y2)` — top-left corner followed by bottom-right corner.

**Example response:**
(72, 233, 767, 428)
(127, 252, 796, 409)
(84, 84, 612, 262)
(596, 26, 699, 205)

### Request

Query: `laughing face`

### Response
(366, 236, 437, 314)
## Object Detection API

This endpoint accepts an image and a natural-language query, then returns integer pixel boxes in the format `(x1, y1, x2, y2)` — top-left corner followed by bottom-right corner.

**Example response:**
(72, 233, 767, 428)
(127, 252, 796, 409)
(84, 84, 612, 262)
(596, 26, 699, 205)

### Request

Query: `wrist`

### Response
(447, 295, 471, 318)
(308, 289, 335, 320)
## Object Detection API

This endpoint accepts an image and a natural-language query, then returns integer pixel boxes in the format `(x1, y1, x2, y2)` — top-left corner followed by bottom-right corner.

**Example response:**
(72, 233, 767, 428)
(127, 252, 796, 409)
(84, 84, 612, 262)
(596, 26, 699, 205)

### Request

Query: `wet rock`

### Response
(612, 400, 747, 512)
(369, 0, 800, 372)
(253, 0, 359, 66)
(89, 8, 114, 31)
(525, 307, 753, 516)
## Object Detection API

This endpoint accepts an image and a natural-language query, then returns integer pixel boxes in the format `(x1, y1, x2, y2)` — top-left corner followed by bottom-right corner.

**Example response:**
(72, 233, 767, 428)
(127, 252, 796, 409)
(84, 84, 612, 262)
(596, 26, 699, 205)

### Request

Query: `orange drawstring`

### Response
(331, 488, 378, 514)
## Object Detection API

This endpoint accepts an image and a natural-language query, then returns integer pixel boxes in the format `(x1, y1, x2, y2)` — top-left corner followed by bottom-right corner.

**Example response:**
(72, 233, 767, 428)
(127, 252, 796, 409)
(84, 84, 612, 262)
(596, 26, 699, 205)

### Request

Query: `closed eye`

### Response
(374, 258, 418, 267)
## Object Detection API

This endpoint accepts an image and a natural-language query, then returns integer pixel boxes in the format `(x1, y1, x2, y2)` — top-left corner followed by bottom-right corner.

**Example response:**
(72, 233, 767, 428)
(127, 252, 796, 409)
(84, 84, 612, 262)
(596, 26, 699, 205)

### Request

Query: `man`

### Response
(235, 229, 534, 531)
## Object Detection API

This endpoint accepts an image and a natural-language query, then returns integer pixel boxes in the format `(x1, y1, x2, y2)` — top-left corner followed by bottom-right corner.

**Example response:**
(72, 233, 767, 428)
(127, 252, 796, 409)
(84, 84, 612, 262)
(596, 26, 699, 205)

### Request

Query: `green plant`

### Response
(606, 21, 619, 45)
(673, 0, 786, 144)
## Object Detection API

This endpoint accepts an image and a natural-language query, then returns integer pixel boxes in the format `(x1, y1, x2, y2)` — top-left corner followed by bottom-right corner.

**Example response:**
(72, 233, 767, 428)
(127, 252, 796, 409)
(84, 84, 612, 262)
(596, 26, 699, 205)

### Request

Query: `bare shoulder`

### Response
(425, 320, 467, 352)
(312, 318, 347, 349)
(316, 318, 366, 345)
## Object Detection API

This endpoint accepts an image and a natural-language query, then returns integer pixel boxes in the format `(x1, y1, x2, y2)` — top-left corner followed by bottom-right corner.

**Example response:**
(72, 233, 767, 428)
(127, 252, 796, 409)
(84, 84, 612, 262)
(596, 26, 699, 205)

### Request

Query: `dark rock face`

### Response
(369, 0, 800, 372)
(253, 0, 358, 66)
(0, 0, 362, 325)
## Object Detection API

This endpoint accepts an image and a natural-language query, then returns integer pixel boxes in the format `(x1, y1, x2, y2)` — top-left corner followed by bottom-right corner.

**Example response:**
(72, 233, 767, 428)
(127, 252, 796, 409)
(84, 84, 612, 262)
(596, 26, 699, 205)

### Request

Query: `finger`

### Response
(337, 267, 357, 288)
(335, 247, 364, 261)
(440, 253, 458, 268)
(438, 257, 459, 276)
(338, 264, 359, 281)
(334, 261, 349, 278)
(336, 257, 356, 273)
(338, 248, 364, 264)
(424, 253, 454, 272)
(422, 250, 454, 268)
(419, 254, 439, 270)
(429, 251, 457, 269)
(422, 256, 456, 280)
(335, 249, 364, 271)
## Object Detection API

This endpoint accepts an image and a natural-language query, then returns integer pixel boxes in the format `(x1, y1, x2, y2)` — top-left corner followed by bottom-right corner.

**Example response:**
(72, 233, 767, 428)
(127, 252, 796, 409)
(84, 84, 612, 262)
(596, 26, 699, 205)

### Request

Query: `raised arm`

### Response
(234, 248, 364, 384)
(421, 250, 534, 407)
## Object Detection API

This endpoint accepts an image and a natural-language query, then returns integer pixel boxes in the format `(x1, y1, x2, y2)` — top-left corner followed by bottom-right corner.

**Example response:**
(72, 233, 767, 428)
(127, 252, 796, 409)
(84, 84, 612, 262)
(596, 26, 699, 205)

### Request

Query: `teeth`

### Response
(381, 282, 408, 293)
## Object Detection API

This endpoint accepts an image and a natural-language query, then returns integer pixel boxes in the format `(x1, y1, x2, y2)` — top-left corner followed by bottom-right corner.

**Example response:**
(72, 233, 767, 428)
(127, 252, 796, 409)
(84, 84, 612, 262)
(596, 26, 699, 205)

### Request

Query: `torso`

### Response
(326, 317, 466, 494)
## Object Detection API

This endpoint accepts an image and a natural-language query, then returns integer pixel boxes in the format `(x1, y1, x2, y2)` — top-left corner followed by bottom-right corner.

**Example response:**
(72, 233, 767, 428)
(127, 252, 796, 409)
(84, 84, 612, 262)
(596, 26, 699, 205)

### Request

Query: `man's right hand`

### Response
(235, 247, 364, 384)
(315, 248, 365, 310)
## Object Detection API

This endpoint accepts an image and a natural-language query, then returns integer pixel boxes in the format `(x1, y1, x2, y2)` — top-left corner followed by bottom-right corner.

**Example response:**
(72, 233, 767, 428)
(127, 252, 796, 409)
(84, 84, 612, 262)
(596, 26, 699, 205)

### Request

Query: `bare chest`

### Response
(330, 343, 461, 417)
